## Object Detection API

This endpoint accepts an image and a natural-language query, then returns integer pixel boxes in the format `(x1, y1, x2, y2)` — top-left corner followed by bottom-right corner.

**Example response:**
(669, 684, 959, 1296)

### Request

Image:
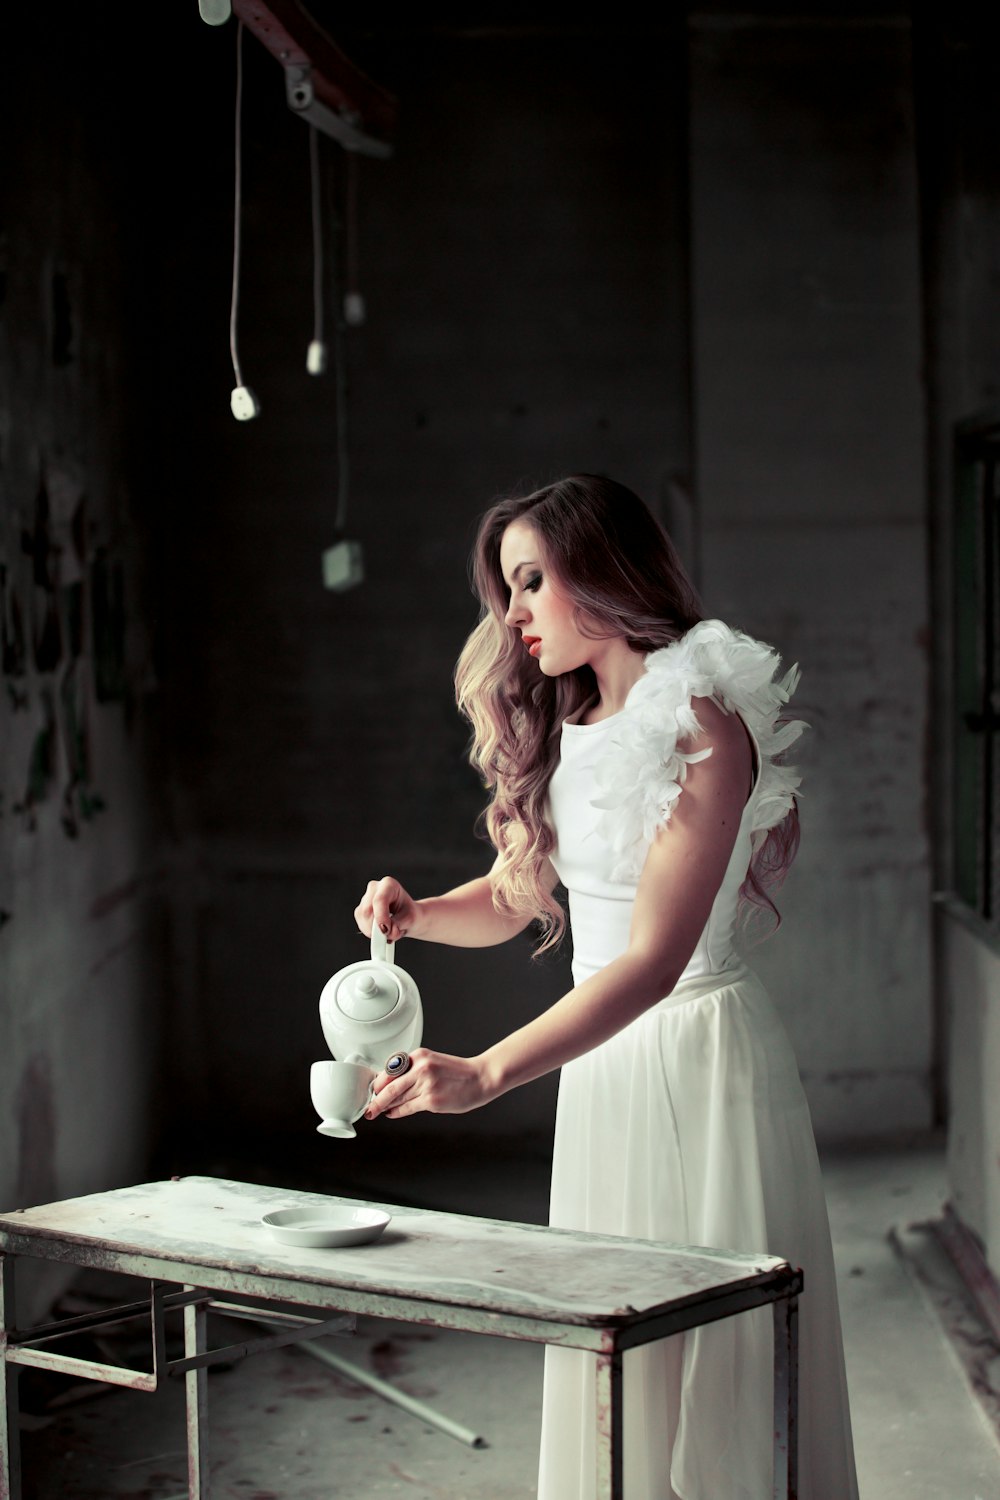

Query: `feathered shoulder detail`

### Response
(589, 619, 807, 882)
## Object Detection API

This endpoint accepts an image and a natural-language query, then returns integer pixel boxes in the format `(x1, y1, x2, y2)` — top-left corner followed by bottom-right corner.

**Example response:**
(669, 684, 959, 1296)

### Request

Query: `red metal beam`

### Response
(232, 0, 397, 151)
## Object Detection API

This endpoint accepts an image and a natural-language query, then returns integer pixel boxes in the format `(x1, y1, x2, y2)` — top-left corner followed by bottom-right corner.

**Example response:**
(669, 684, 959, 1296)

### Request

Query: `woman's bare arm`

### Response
(355, 859, 559, 949)
(367, 698, 751, 1118)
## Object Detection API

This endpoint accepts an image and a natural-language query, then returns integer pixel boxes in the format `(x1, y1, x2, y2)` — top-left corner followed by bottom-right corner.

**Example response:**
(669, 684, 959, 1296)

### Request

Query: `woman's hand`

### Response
(354, 876, 421, 943)
(365, 1048, 498, 1121)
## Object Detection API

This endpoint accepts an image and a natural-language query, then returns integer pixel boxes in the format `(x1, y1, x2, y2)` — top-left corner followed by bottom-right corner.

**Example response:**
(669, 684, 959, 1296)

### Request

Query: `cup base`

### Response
(316, 1119, 357, 1139)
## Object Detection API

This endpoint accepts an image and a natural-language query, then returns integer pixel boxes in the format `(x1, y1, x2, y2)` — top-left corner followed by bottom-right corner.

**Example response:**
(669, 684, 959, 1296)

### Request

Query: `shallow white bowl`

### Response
(261, 1205, 391, 1249)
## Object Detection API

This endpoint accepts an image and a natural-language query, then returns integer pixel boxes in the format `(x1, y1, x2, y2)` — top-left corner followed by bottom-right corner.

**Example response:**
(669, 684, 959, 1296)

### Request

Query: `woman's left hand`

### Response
(365, 1048, 496, 1121)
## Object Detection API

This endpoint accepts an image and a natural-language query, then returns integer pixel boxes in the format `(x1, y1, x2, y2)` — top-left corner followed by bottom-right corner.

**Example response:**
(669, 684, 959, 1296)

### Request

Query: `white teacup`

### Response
(310, 1060, 377, 1139)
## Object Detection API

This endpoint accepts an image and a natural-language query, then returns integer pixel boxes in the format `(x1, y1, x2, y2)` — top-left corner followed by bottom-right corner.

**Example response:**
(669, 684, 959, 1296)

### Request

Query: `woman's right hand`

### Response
(354, 877, 420, 944)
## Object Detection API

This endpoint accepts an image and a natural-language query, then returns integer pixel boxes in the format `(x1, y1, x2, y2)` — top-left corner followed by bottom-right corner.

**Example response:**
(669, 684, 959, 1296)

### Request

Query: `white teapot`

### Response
(318, 928, 423, 1071)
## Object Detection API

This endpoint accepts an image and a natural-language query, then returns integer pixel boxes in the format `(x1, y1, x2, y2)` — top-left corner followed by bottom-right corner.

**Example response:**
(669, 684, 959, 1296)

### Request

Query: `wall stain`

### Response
(0, 559, 27, 678)
(89, 875, 142, 921)
(26, 472, 62, 674)
(15, 1052, 57, 1208)
(88, 930, 140, 979)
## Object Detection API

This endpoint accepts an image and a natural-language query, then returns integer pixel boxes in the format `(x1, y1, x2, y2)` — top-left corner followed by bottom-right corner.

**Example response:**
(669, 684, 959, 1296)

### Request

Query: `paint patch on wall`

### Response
(11, 687, 57, 830)
(60, 655, 105, 836)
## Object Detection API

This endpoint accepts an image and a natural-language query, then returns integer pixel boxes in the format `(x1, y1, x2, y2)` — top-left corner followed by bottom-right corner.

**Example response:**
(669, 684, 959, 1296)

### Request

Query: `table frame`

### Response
(0, 1179, 801, 1500)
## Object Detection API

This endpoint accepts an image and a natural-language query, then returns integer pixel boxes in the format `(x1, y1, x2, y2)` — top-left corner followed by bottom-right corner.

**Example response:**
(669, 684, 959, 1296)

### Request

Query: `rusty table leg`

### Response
(0, 1257, 21, 1500)
(772, 1293, 799, 1500)
(184, 1289, 209, 1499)
(594, 1346, 624, 1500)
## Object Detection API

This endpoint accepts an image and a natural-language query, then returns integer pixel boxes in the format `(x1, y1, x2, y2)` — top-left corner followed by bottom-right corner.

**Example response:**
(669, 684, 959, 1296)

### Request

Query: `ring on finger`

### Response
(384, 1051, 412, 1078)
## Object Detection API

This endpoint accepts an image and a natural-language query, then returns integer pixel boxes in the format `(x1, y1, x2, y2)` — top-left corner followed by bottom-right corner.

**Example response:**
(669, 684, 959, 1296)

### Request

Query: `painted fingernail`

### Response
(379, 923, 388, 934)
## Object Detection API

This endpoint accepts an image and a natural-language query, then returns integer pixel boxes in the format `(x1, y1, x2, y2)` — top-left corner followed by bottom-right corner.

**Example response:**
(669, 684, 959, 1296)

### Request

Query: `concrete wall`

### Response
(0, 12, 168, 1306)
(914, 10, 1000, 1271)
(688, 14, 932, 1138)
(942, 910, 1000, 1278)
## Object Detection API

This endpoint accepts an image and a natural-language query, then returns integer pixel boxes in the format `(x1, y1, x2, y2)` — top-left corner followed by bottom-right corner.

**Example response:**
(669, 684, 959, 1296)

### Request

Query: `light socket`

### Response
(322, 539, 364, 592)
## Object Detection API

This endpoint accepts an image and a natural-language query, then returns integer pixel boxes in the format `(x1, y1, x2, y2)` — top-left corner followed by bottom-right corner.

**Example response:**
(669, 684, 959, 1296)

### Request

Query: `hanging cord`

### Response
(229, 20, 258, 418)
(229, 20, 245, 385)
(318, 145, 362, 590)
(306, 125, 327, 373)
(333, 165, 350, 530)
(333, 308, 349, 530)
(343, 149, 365, 327)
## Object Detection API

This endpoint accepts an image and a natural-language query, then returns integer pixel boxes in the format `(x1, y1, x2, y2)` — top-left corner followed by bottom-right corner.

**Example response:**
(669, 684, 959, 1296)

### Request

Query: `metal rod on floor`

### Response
(296, 1339, 487, 1449)
(217, 1308, 488, 1451)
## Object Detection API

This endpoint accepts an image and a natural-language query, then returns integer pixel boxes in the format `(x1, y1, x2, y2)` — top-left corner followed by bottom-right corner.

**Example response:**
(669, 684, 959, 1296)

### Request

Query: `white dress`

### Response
(536, 620, 859, 1500)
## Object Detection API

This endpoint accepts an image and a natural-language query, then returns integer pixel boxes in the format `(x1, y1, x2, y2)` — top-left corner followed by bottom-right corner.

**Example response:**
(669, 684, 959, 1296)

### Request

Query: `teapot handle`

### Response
(371, 927, 395, 966)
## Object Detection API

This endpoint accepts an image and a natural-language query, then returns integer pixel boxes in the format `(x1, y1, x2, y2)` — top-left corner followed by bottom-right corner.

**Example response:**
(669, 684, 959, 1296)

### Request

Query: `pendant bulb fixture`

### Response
(343, 149, 365, 326)
(231, 386, 261, 420)
(306, 124, 328, 376)
(198, 0, 232, 23)
(343, 292, 365, 328)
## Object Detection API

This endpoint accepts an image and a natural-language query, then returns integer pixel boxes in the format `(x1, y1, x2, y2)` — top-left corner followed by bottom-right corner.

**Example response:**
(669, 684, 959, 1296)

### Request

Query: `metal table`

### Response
(0, 1175, 801, 1499)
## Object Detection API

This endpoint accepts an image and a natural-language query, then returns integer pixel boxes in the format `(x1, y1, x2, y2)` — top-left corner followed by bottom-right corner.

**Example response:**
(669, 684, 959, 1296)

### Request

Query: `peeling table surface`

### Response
(0, 1176, 792, 1328)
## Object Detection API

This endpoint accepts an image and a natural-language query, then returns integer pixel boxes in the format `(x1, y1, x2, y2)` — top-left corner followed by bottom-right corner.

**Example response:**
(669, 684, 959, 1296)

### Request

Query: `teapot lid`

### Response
(336, 965, 401, 1022)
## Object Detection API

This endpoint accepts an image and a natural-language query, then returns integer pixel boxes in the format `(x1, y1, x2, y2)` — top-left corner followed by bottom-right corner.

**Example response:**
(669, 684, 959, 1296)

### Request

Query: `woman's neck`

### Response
(583, 640, 648, 723)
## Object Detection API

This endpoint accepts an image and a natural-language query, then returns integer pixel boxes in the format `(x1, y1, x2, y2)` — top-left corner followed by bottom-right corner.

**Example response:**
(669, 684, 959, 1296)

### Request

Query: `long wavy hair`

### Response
(454, 473, 798, 952)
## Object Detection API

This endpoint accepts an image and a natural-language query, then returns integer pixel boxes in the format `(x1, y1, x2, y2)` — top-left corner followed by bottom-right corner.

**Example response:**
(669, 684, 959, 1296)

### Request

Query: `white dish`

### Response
(261, 1205, 391, 1249)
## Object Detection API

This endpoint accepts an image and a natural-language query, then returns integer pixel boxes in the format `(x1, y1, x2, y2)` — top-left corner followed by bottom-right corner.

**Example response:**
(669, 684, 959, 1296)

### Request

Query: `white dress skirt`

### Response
(536, 621, 859, 1500)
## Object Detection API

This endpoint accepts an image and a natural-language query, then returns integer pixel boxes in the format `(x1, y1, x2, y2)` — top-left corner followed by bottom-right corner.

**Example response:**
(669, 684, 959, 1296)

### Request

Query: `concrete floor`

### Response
(13, 1135, 1000, 1499)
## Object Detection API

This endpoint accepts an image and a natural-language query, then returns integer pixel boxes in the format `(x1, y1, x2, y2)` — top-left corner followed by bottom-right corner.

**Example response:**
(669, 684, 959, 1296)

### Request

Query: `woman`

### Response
(355, 474, 858, 1500)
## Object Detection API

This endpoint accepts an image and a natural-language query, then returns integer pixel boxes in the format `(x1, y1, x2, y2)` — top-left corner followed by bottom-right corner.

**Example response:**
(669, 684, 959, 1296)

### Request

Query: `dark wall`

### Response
(0, 3, 172, 1303)
(914, 7, 1000, 1271)
(151, 16, 694, 1181)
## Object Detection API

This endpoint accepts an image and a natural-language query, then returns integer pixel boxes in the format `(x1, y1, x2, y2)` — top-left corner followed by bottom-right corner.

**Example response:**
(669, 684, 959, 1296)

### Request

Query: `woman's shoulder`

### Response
(634, 619, 799, 725)
(639, 617, 807, 811)
(681, 692, 751, 769)
(589, 620, 807, 878)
